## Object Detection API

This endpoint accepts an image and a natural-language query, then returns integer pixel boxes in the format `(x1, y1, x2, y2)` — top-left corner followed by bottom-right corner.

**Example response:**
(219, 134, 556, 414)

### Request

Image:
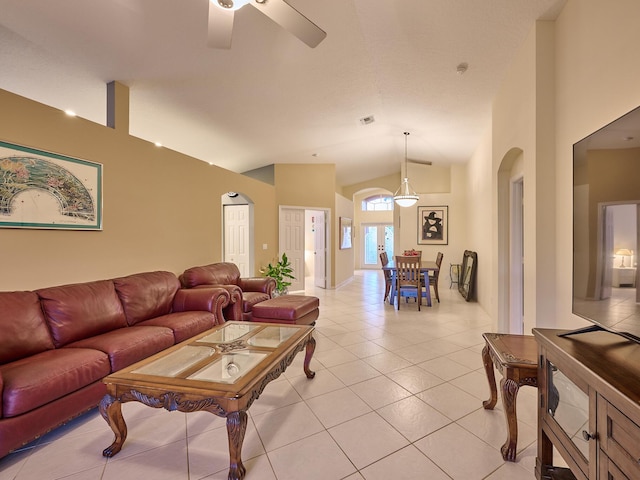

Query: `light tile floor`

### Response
(0, 270, 539, 479)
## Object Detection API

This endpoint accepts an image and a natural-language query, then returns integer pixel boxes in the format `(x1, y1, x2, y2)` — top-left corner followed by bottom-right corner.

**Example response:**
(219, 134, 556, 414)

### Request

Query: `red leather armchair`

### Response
(180, 262, 276, 321)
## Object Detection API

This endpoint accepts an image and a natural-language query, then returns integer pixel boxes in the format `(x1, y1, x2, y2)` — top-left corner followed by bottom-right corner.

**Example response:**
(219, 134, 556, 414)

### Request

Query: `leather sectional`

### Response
(0, 270, 230, 458)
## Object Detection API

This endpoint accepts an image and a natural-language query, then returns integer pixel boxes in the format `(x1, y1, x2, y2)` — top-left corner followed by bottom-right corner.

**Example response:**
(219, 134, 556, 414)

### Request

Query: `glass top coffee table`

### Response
(100, 321, 316, 480)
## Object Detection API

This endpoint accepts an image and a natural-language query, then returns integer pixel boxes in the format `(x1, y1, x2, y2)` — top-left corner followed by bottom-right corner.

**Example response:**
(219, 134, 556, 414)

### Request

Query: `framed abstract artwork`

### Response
(418, 206, 448, 245)
(339, 217, 352, 249)
(0, 141, 102, 230)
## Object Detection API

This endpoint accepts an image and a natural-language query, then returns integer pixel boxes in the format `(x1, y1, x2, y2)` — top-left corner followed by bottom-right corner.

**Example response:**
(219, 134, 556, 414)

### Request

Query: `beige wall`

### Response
(553, 0, 640, 329)
(0, 88, 277, 290)
(273, 163, 350, 287)
(470, 0, 640, 332)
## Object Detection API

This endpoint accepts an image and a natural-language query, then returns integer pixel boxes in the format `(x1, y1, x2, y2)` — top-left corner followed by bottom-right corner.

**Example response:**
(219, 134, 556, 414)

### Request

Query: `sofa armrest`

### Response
(238, 277, 276, 297)
(172, 287, 230, 325)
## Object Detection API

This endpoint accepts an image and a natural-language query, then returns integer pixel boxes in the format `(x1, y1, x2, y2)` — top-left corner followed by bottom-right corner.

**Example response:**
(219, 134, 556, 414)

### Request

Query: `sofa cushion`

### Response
(251, 295, 319, 321)
(37, 280, 127, 348)
(0, 291, 55, 364)
(65, 326, 175, 372)
(242, 291, 271, 313)
(113, 271, 180, 326)
(181, 263, 241, 288)
(1, 348, 110, 417)
(136, 311, 216, 343)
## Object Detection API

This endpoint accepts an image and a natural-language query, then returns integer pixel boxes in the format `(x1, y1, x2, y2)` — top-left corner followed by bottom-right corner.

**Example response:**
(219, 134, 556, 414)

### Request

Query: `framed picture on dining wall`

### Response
(418, 206, 448, 245)
(0, 141, 102, 230)
(339, 217, 352, 249)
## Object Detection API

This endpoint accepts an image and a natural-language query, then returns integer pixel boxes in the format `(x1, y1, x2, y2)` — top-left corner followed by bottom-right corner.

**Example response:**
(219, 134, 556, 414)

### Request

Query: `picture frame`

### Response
(0, 141, 102, 230)
(418, 206, 448, 245)
(339, 217, 352, 249)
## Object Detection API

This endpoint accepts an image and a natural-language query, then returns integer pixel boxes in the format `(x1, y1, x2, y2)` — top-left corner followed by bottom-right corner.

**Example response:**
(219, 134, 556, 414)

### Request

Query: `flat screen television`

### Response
(573, 105, 640, 342)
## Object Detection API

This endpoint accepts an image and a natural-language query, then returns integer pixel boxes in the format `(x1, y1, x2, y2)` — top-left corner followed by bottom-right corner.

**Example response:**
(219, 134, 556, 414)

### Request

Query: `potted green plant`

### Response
(260, 253, 295, 296)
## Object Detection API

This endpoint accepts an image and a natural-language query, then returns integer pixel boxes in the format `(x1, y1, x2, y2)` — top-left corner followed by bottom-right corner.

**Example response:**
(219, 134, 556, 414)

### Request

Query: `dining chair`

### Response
(379, 252, 392, 302)
(429, 252, 444, 302)
(394, 255, 425, 310)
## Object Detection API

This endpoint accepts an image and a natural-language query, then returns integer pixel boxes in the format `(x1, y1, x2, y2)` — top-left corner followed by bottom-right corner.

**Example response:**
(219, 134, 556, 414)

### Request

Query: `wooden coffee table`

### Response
(100, 321, 316, 480)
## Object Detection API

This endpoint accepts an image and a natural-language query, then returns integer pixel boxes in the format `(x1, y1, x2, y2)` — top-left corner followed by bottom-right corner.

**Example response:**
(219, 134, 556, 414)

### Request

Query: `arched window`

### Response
(362, 195, 394, 211)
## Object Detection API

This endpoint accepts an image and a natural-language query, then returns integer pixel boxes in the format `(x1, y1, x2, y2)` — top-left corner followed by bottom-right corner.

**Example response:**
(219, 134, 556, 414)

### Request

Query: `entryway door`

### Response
(224, 204, 250, 277)
(361, 224, 394, 269)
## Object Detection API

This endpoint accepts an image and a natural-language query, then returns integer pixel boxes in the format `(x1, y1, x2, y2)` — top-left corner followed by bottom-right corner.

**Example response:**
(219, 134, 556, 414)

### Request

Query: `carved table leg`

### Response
(482, 343, 498, 409)
(226, 411, 248, 480)
(500, 377, 519, 462)
(99, 394, 128, 457)
(304, 335, 316, 379)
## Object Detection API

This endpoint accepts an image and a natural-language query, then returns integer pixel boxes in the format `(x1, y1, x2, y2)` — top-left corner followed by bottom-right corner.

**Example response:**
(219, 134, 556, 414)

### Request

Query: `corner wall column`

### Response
(106, 81, 130, 132)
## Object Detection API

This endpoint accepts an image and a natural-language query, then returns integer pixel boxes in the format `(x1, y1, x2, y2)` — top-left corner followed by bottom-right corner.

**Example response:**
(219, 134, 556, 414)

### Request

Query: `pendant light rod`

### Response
(394, 131, 419, 207)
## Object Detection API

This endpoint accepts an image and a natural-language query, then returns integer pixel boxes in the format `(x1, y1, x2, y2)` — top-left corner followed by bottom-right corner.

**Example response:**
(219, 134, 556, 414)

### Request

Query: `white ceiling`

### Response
(0, 0, 565, 187)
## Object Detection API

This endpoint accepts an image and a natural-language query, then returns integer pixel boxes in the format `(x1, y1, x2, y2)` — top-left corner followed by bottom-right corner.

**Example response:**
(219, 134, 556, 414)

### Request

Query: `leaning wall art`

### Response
(0, 141, 102, 230)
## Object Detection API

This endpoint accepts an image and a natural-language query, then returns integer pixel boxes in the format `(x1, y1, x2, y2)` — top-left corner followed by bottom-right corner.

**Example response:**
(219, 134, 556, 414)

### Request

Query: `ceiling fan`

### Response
(208, 0, 326, 49)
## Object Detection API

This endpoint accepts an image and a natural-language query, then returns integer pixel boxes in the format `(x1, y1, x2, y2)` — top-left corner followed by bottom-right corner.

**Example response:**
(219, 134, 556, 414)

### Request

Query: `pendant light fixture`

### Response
(393, 132, 419, 207)
(215, 0, 251, 11)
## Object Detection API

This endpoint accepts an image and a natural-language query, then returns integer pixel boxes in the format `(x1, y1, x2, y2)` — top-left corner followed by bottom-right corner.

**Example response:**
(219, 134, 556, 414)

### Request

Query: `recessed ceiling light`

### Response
(456, 62, 469, 75)
(360, 115, 375, 125)
(311, 153, 319, 157)
(64, 109, 77, 116)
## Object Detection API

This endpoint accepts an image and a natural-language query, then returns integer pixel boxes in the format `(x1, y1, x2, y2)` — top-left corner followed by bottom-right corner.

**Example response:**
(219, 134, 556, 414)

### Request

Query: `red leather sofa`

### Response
(180, 262, 276, 321)
(0, 270, 230, 459)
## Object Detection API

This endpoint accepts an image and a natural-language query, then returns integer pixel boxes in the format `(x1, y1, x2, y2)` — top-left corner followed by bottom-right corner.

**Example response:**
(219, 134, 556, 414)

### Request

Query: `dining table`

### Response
(382, 259, 439, 307)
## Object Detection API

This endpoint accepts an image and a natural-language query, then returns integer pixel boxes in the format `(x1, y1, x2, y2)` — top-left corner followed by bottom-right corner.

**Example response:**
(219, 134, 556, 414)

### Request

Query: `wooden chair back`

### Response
(395, 255, 424, 310)
(380, 252, 391, 301)
(430, 252, 444, 302)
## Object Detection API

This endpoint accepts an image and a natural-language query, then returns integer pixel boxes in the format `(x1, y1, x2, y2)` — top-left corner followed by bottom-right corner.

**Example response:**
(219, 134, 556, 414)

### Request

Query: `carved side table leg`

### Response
(500, 377, 519, 462)
(482, 343, 498, 409)
(226, 411, 248, 480)
(99, 394, 128, 457)
(303, 335, 316, 379)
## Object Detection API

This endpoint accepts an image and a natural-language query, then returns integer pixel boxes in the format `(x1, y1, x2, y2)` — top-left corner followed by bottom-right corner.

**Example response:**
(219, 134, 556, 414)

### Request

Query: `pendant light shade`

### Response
(393, 132, 419, 207)
(215, 0, 251, 11)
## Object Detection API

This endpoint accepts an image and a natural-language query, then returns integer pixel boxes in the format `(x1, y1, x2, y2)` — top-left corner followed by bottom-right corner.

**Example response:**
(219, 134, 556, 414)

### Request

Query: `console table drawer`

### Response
(597, 397, 640, 478)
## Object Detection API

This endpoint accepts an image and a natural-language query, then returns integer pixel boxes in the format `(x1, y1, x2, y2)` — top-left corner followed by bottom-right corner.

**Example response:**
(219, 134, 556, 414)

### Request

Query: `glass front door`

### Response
(362, 224, 394, 268)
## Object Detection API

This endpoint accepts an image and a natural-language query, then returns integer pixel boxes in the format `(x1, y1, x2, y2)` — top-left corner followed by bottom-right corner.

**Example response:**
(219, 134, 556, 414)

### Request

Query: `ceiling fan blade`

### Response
(252, 0, 326, 48)
(208, 1, 235, 49)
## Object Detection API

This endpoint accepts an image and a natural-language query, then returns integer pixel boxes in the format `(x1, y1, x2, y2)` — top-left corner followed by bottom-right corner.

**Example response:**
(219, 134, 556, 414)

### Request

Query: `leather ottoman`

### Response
(251, 295, 319, 326)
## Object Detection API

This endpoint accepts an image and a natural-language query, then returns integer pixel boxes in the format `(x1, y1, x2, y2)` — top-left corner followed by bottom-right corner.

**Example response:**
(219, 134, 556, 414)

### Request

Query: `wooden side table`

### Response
(481, 332, 538, 461)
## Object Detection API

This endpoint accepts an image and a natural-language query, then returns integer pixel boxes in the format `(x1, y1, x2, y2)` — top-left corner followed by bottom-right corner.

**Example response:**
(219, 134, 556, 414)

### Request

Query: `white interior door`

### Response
(280, 207, 305, 292)
(314, 211, 326, 288)
(224, 204, 250, 276)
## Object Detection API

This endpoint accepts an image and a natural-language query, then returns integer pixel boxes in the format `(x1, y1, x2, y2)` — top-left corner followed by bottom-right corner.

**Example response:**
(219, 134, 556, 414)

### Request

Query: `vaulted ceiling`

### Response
(0, 0, 565, 186)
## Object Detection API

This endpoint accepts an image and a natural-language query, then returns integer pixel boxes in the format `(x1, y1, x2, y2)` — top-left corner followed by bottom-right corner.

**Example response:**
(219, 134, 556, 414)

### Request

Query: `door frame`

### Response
(221, 193, 254, 275)
(279, 205, 330, 291)
(509, 176, 524, 334)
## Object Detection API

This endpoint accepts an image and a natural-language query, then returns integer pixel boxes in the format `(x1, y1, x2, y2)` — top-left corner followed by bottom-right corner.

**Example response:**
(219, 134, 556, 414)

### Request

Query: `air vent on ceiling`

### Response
(360, 115, 375, 125)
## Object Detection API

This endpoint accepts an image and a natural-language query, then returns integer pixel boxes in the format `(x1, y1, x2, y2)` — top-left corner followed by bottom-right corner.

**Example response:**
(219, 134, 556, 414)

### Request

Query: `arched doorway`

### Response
(498, 148, 524, 333)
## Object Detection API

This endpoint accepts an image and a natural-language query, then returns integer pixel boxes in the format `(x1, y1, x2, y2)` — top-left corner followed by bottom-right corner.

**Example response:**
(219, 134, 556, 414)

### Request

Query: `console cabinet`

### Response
(533, 328, 640, 480)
